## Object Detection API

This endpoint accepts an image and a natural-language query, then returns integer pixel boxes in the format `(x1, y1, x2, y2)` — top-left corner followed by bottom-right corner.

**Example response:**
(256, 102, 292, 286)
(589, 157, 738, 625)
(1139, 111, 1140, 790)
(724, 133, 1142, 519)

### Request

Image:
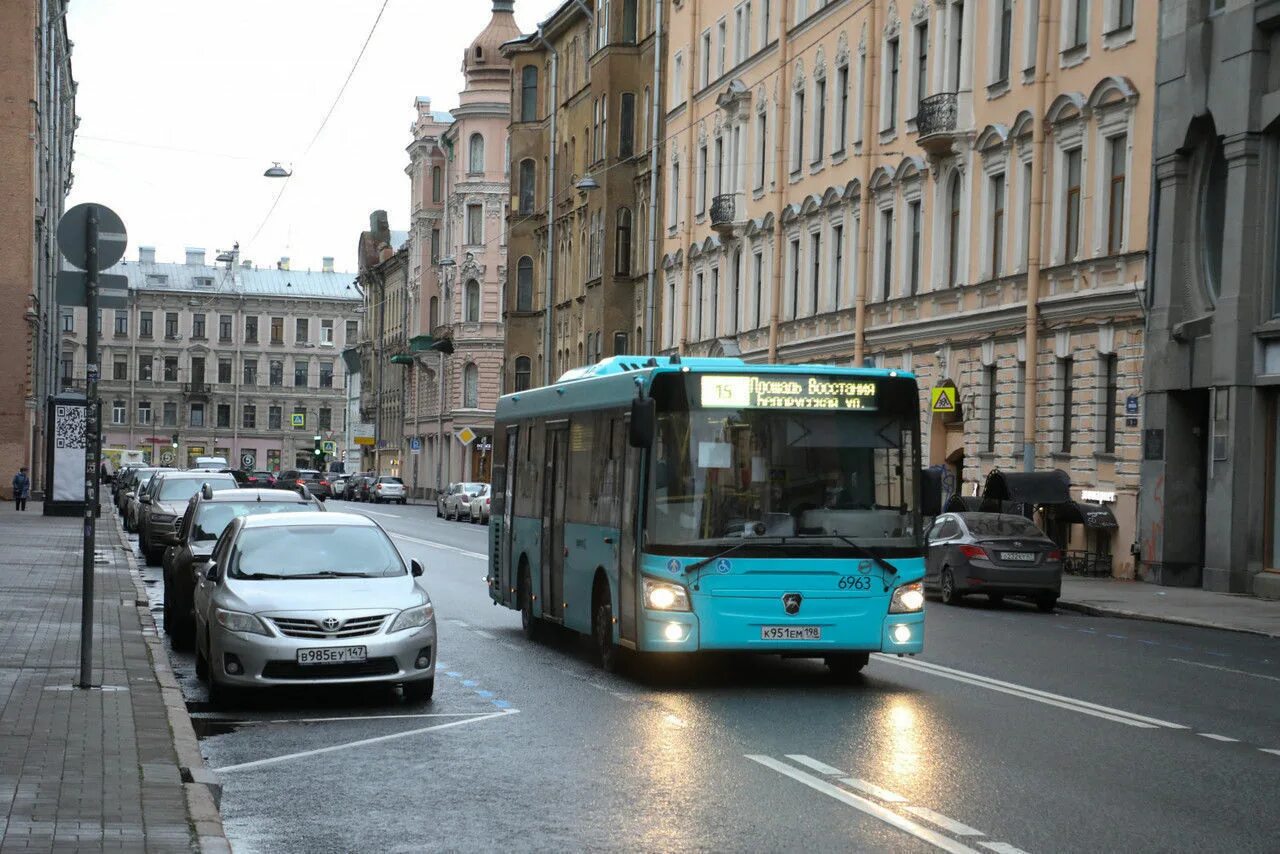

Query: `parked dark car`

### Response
(342, 473, 370, 501)
(162, 486, 323, 648)
(924, 512, 1063, 611)
(138, 470, 238, 565)
(231, 470, 277, 489)
(280, 469, 332, 500)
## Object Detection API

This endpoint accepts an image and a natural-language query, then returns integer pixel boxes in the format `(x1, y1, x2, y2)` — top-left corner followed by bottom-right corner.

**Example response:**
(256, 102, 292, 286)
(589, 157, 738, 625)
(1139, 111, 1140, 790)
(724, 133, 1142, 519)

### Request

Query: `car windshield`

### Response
(136, 471, 160, 487)
(461, 482, 484, 493)
(193, 501, 315, 541)
(647, 374, 920, 552)
(963, 514, 1046, 538)
(229, 525, 405, 579)
(378, 477, 403, 485)
(157, 477, 235, 501)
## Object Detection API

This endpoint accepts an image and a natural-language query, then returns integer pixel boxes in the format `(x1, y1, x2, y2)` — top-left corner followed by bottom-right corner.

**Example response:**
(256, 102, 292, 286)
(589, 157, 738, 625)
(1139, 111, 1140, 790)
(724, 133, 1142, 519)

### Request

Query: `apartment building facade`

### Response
(0, 0, 75, 497)
(356, 210, 410, 475)
(501, 0, 663, 390)
(72, 247, 361, 471)
(661, 0, 1152, 576)
(1143, 0, 1280, 598)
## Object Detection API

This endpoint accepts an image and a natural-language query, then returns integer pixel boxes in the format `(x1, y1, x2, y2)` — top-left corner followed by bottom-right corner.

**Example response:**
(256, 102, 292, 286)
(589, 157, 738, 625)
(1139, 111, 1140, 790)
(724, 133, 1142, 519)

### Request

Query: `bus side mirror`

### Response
(629, 398, 655, 448)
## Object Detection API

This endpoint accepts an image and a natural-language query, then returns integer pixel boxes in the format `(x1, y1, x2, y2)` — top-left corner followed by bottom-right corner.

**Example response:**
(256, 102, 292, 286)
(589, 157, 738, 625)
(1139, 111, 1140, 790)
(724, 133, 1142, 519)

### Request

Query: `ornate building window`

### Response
(465, 280, 481, 322)
(463, 363, 479, 408)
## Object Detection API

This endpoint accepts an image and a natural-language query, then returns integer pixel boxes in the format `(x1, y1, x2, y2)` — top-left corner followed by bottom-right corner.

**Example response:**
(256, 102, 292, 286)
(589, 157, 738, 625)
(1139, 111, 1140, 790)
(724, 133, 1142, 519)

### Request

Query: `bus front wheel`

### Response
(825, 652, 869, 682)
(593, 581, 621, 673)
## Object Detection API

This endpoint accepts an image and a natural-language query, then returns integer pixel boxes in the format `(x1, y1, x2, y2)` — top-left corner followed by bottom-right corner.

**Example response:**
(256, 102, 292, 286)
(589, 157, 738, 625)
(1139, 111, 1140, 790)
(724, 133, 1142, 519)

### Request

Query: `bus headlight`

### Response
(643, 579, 691, 611)
(889, 581, 925, 613)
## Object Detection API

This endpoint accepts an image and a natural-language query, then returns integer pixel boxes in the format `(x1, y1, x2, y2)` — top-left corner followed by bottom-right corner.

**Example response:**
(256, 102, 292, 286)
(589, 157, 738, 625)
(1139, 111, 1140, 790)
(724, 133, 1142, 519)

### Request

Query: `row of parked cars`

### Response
(111, 465, 436, 706)
(330, 473, 407, 504)
(436, 482, 490, 523)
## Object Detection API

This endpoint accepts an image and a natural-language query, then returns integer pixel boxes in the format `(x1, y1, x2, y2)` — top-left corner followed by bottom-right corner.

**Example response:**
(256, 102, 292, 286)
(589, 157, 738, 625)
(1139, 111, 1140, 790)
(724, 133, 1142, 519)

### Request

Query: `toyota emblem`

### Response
(782, 593, 802, 615)
(321, 617, 341, 632)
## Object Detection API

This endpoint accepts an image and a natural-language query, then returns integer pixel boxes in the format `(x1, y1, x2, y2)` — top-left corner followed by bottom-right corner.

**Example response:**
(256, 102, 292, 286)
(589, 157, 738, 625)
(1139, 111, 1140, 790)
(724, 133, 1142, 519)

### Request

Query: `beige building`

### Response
(355, 211, 410, 475)
(661, 0, 1151, 576)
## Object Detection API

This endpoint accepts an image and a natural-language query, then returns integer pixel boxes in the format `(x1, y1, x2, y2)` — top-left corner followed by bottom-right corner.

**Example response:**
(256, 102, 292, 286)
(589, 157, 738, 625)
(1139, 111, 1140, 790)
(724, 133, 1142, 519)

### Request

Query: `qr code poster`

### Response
(52, 403, 88, 501)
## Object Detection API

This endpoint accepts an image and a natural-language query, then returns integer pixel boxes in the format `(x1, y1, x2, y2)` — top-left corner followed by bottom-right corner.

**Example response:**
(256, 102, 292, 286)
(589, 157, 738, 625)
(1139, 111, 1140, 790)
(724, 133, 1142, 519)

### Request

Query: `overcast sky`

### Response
(66, 0, 561, 275)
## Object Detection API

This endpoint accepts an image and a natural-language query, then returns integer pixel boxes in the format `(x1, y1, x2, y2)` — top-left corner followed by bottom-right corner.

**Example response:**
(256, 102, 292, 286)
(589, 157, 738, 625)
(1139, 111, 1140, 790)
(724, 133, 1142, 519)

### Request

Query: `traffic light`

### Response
(313, 435, 325, 468)
(170, 433, 178, 448)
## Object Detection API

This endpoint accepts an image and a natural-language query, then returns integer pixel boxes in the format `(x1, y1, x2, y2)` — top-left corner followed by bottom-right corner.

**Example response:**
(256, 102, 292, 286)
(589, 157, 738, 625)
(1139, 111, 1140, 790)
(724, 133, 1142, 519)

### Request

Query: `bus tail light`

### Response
(889, 582, 925, 613)
(958, 545, 989, 560)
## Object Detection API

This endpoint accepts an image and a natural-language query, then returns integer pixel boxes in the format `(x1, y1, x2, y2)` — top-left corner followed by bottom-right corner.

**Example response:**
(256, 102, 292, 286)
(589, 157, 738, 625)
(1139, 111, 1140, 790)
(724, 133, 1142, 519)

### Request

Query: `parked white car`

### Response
(439, 482, 485, 521)
(468, 485, 491, 524)
(372, 476, 406, 504)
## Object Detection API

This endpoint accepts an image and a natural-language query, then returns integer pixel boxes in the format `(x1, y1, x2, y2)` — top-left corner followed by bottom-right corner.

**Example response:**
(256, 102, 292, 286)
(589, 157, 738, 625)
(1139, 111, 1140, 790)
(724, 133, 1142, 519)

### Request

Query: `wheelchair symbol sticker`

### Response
(717, 559, 732, 574)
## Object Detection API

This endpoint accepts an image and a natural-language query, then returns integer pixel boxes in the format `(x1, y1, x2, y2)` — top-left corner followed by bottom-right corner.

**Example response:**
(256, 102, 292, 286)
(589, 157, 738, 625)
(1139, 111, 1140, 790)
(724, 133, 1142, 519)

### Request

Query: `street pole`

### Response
(79, 204, 100, 689)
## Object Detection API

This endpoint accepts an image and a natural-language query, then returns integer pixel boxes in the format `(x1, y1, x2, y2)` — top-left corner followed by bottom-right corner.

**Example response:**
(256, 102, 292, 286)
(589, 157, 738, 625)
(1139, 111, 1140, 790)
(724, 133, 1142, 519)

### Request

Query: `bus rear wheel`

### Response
(593, 583, 621, 673)
(519, 564, 542, 642)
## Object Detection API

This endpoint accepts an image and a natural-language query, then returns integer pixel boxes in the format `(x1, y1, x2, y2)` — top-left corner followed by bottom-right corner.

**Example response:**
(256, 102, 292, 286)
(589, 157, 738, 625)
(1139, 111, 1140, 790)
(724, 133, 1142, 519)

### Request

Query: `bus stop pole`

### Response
(78, 204, 100, 689)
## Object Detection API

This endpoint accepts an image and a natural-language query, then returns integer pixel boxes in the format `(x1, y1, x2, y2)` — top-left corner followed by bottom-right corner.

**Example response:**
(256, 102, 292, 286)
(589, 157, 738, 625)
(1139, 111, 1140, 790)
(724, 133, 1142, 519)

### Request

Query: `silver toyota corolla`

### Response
(192, 511, 436, 705)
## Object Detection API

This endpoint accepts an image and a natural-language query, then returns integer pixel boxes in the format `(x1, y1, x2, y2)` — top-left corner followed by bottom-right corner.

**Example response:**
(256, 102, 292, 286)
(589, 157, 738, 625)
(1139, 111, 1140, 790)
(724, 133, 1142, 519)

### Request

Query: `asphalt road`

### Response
(126, 498, 1280, 854)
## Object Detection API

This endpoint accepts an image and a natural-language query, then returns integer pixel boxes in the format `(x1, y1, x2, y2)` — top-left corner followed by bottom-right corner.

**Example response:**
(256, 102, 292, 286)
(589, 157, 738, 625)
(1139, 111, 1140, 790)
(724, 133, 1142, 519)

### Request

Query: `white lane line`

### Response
(840, 777, 908, 804)
(746, 756, 983, 854)
(980, 843, 1031, 854)
(472, 629, 496, 639)
(217, 709, 519, 774)
(1260, 749, 1280, 757)
(904, 806, 985, 837)
(1197, 733, 1239, 743)
(785, 754, 845, 776)
(356, 508, 401, 518)
(877, 656, 1185, 729)
(390, 532, 487, 560)
(194, 712, 492, 726)
(663, 714, 688, 728)
(1171, 657, 1280, 684)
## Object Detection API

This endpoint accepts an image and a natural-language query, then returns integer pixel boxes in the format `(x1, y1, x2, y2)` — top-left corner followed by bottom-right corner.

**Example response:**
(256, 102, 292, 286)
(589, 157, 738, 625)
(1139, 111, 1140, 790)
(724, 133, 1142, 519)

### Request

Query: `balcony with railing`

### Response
(710, 193, 740, 234)
(915, 92, 960, 155)
(181, 381, 211, 399)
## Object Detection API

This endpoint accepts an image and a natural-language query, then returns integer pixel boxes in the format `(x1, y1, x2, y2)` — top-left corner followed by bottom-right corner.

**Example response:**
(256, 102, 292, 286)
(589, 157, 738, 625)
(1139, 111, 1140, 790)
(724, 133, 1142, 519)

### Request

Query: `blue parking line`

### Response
(446, 671, 461, 678)
(476, 690, 495, 699)
(462, 679, 478, 687)
(492, 699, 511, 709)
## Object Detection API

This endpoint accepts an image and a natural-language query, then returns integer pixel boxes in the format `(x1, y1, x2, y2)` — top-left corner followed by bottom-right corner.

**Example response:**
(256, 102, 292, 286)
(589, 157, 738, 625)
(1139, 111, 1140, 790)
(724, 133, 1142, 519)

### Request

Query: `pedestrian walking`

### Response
(12, 467, 30, 511)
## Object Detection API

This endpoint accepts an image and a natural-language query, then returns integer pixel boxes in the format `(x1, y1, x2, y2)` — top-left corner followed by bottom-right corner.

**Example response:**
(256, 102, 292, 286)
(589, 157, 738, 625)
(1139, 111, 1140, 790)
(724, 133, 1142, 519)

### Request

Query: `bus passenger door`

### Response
(541, 423, 567, 621)
(499, 426, 519, 608)
(618, 432, 640, 646)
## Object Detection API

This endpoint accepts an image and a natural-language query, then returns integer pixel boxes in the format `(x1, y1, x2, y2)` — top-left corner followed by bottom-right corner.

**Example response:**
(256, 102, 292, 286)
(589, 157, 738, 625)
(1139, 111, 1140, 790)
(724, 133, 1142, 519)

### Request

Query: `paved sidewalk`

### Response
(0, 502, 227, 853)
(1059, 575, 1280, 638)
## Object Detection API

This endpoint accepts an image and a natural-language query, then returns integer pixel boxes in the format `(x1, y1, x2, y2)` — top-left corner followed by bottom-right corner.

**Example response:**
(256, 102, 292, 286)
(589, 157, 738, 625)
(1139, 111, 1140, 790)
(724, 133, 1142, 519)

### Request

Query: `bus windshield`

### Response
(647, 374, 920, 554)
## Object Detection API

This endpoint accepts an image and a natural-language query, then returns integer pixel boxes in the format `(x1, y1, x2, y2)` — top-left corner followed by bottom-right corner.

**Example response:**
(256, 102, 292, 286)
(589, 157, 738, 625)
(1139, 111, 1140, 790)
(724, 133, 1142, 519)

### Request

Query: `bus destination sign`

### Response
(699, 375, 878, 411)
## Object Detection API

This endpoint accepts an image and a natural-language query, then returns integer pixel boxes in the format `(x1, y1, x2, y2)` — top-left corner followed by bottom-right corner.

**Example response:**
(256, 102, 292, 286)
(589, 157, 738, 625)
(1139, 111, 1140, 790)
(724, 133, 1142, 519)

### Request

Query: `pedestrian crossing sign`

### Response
(930, 386, 957, 413)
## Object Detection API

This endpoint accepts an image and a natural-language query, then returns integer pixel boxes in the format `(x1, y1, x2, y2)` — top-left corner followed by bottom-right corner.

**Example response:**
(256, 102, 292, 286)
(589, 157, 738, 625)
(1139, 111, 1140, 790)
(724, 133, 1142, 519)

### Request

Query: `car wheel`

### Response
(170, 589, 194, 651)
(161, 579, 173, 635)
(436, 505, 442, 518)
(825, 653, 870, 682)
(400, 499, 406, 505)
(593, 582, 621, 673)
(519, 564, 542, 642)
(987, 593, 1005, 606)
(940, 568, 962, 605)
(194, 634, 209, 681)
(1036, 594, 1057, 613)
(402, 678, 434, 704)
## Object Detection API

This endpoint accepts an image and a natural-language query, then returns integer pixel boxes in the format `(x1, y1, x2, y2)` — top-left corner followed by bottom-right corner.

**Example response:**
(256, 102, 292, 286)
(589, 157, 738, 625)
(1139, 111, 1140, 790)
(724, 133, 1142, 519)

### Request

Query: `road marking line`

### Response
(904, 806, 985, 836)
(980, 843, 1031, 854)
(840, 777, 908, 804)
(745, 756, 982, 854)
(1260, 749, 1280, 757)
(217, 709, 519, 774)
(1197, 733, 1239, 743)
(1171, 658, 1280, 684)
(190, 712, 492, 725)
(876, 656, 1185, 729)
(356, 509, 401, 518)
(664, 714, 688, 728)
(390, 532, 486, 560)
(473, 629, 496, 639)
(785, 755, 844, 776)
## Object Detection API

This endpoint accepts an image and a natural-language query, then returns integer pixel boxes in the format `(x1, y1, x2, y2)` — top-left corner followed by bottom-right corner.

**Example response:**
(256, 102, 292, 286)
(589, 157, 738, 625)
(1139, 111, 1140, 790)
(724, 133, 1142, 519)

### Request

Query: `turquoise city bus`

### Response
(487, 356, 925, 677)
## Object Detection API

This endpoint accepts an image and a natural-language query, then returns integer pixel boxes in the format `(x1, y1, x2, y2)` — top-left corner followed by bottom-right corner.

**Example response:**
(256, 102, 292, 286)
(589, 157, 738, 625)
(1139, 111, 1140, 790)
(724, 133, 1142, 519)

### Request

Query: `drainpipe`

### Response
(680, 0, 702, 354)
(1022, 0, 1052, 473)
(534, 26, 559, 386)
(768, 0, 794, 362)
(643, 0, 664, 355)
(852, 0, 879, 366)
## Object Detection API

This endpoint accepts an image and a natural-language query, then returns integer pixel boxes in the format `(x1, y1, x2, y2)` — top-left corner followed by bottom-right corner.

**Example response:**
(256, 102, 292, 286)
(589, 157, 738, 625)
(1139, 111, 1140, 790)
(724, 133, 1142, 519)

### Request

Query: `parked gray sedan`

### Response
(192, 512, 436, 705)
(924, 512, 1062, 611)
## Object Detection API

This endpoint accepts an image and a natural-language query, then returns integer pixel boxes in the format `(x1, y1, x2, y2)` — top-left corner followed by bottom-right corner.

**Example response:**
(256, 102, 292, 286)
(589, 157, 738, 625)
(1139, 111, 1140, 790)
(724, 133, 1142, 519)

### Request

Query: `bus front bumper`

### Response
(637, 609, 924, 655)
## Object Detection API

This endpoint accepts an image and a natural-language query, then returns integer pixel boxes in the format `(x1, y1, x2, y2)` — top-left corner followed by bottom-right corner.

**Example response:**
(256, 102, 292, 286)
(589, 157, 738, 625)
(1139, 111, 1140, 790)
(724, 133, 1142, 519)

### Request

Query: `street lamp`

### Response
(575, 174, 600, 193)
(263, 162, 292, 178)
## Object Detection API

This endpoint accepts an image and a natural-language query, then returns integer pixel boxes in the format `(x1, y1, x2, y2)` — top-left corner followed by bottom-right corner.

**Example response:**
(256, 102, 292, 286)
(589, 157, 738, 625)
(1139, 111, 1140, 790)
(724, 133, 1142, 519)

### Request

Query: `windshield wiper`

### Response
(240, 572, 290, 579)
(683, 536, 788, 575)
(292, 570, 376, 578)
(796, 533, 899, 586)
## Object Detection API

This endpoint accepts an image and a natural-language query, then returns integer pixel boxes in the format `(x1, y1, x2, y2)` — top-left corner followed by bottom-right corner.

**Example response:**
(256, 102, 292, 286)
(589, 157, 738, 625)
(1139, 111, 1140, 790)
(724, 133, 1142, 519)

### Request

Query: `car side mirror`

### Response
(140, 495, 152, 505)
(629, 397, 655, 448)
(411, 560, 424, 578)
(204, 563, 219, 583)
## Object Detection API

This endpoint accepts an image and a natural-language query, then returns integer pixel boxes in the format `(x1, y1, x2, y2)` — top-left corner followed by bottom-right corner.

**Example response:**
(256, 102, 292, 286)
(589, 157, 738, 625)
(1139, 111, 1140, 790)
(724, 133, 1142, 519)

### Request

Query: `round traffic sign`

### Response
(57, 203, 127, 270)
(241, 453, 255, 469)
(159, 450, 175, 465)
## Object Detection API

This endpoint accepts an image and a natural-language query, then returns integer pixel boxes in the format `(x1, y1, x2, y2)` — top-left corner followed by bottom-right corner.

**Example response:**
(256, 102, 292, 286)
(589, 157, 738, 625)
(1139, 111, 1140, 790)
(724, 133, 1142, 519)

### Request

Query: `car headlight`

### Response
(214, 608, 270, 636)
(889, 581, 925, 613)
(643, 579, 691, 611)
(389, 602, 435, 633)
(151, 513, 176, 524)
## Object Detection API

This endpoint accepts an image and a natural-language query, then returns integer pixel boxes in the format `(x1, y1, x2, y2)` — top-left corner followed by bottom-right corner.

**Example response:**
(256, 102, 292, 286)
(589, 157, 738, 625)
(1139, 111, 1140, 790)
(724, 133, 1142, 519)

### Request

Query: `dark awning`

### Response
(1054, 500, 1119, 529)
(981, 469, 1072, 506)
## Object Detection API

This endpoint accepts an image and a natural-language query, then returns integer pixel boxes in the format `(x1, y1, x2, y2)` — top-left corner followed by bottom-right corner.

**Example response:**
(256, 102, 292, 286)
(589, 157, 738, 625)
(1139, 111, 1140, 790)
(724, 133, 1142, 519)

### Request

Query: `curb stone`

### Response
(1055, 598, 1280, 640)
(111, 509, 232, 853)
